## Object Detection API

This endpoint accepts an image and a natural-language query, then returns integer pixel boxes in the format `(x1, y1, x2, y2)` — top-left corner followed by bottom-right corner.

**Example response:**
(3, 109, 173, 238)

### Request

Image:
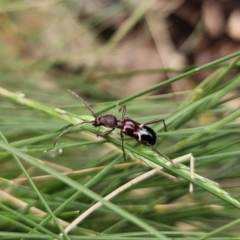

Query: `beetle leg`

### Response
(97, 128, 115, 137)
(54, 121, 92, 146)
(142, 119, 167, 132)
(120, 131, 127, 161)
(148, 144, 179, 168)
(118, 105, 127, 121)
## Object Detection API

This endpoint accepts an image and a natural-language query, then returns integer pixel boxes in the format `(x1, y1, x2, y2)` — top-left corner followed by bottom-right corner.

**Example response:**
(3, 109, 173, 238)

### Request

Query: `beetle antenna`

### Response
(54, 121, 93, 146)
(67, 89, 97, 118)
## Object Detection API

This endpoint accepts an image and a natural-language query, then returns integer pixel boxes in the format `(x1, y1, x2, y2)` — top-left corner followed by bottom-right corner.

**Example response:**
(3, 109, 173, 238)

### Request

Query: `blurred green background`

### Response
(1, 1, 240, 239)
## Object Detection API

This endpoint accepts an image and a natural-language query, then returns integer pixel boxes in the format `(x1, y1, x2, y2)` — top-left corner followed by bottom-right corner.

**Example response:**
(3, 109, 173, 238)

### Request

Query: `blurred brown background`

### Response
(1, 0, 240, 100)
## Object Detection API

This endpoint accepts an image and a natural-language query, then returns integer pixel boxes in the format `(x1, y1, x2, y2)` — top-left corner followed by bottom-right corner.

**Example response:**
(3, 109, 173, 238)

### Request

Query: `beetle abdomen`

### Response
(138, 126, 156, 146)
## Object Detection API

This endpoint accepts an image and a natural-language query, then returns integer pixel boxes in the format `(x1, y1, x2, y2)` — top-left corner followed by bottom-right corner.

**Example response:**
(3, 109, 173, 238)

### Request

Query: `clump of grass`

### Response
(0, 50, 240, 239)
(1, 1, 240, 239)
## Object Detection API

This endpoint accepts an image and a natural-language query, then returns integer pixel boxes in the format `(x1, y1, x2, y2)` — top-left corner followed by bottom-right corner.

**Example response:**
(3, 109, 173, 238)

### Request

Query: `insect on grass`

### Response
(54, 90, 175, 165)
